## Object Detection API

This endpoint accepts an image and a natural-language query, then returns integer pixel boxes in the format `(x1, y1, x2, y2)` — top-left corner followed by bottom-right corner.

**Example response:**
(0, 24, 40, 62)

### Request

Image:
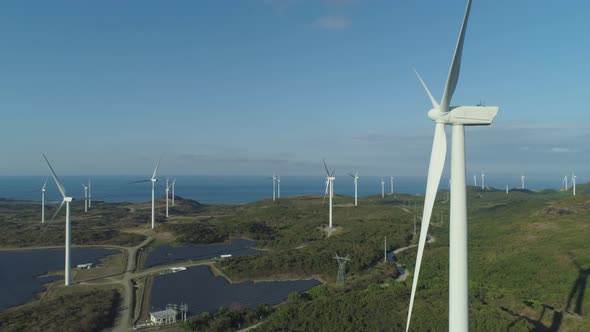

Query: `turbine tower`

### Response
(165, 178, 170, 218)
(88, 179, 91, 208)
(277, 175, 281, 199)
(81, 183, 88, 212)
(406, 1, 499, 331)
(381, 177, 385, 198)
(481, 169, 485, 189)
(43, 154, 74, 286)
(130, 158, 161, 229)
(571, 172, 576, 196)
(563, 175, 569, 191)
(323, 159, 336, 229)
(41, 179, 48, 223)
(269, 172, 277, 201)
(473, 173, 477, 187)
(390, 176, 395, 194)
(347, 171, 359, 206)
(521, 173, 525, 190)
(171, 178, 176, 206)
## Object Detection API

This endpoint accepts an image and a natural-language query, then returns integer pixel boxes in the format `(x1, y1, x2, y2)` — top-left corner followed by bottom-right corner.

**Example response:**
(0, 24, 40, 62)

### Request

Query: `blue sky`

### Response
(1, 0, 589, 177)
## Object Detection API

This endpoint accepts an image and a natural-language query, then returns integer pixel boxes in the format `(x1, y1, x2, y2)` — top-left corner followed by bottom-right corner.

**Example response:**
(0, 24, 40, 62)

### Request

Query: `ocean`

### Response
(0, 174, 576, 205)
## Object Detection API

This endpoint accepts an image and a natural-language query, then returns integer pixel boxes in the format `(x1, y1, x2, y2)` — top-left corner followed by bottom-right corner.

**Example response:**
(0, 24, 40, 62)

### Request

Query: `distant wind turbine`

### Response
(390, 176, 395, 194)
(481, 169, 485, 189)
(165, 178, 170, 218)
(473, 173, 477, 187)
(81, 183, 88, 213)
(323, 159, 336, 229)
(42, 154, 75, 286)
(277, 175, 281, 199)
(88, 179, 91, 208)
(521, 173, 525, 190)
(572, 172, 576, 196)
(41, 178, 48, 223)
(506, 185, 508, 194)
(381, 177, 385, 198)
(563, 175, 569, 191)
(130, 158, 161, 229)
(268, 172, 277, 201)
(347, 171, 359, 206)
(171, 178, 176, 206)
(406, 0, 499, 331)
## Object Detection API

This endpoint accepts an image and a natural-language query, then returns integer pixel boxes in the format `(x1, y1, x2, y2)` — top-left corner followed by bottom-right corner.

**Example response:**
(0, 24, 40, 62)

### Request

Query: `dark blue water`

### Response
(150, 265, 320, 316)
(0, 175, 577, 204)
(0, 247, 120, 312)
(144, 239, 261, 268)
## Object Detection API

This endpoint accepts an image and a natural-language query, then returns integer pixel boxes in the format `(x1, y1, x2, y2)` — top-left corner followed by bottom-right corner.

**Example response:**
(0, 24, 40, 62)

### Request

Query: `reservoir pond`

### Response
(150, 265, 321, 315)
(0, 247, 120, 312)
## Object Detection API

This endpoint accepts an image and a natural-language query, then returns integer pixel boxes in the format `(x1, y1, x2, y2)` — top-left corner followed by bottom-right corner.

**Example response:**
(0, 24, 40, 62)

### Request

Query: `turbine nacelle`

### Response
(429, 106, 498, 126)
(65, 197, 73, 202)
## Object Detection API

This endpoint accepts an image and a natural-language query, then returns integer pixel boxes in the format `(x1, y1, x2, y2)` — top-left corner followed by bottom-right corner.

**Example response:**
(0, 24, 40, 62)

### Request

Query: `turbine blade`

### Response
(347, 172, 355, 178)
(412, 67, 439, 109)
(330, 170, 335, 177)
(406, 122, 447, 332)
(42, 154, 66, 198)
(440, 0, 472, 112)
(323, 180, 329, 205)
(42, 178, 48, 190)
(48, 200, 66, 223)
(323, 159, 330, 176)
(355, 170, 359, 177)
(129, 179, 151, 184)
(152, 157, 161, 180)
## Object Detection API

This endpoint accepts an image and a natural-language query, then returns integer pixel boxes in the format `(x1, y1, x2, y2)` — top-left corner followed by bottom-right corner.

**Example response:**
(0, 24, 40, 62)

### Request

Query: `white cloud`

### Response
(549, 147, 577, 153)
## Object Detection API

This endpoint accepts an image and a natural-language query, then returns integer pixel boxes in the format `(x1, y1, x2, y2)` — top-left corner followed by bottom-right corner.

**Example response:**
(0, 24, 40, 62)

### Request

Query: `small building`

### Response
(77, 263, 93, 269)
(150, 308, 178, 325)
(220, 254, 232, 259)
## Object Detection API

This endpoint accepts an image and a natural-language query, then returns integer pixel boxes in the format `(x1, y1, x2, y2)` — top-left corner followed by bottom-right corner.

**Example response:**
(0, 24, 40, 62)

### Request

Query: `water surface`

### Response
(150, 265, 320, 315)
(0, 247, 120, 312)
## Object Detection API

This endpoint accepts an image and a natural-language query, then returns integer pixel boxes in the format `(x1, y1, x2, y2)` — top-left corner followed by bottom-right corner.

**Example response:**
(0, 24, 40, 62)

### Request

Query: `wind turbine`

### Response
(269, 172, 277, 201)
(171, 177, 176, 206)
(323, 159, 335, 229)
(88, 179, 91, 208)
(165, 178, 170, 218)
(41, 179, 48, 223)
(473, 173, 477, 187)
(42, 154, 74, 286)
(521, 173, 525, 190)
(347, 171, 359, 206)
(481, 169, 485, 189)
(130, 158, 161, 229)
(406, 1, 499, 331)
(563, 175, 569, 191)
(390, 176, 395, 194)
(506, 185, 508, 194)
(277, 175, 281, 199)
(81, 183, 88, 213)
(381, 177, 385, 198)
(571, 172, 576, 196)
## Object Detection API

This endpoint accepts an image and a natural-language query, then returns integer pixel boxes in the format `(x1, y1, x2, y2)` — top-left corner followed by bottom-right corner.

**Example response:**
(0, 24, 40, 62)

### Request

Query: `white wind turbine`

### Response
(381, 177, 385, 198)
(269, 172, 277, 201)
(130, 158, 161, 229)
(390, 176, 395, 194)
(81, 183, 88, 212)
(171, 177, 176, 206)
(41, 178, 48, 223)
(481, 169, 485, 189)
(473, 173, 477, 187)
(521, 173, 525, 190)
(571, 172, 576, 196)
(323, 159, 336, 229)
(87, 179, 91, 208)
(562, 175, 569, 191)
(406, 1, 498, 331)
(277, 175, 281, 199)
(165, 178, 170, 218)
(347, 171, 359, 206)
(42, 154, 75, 286)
